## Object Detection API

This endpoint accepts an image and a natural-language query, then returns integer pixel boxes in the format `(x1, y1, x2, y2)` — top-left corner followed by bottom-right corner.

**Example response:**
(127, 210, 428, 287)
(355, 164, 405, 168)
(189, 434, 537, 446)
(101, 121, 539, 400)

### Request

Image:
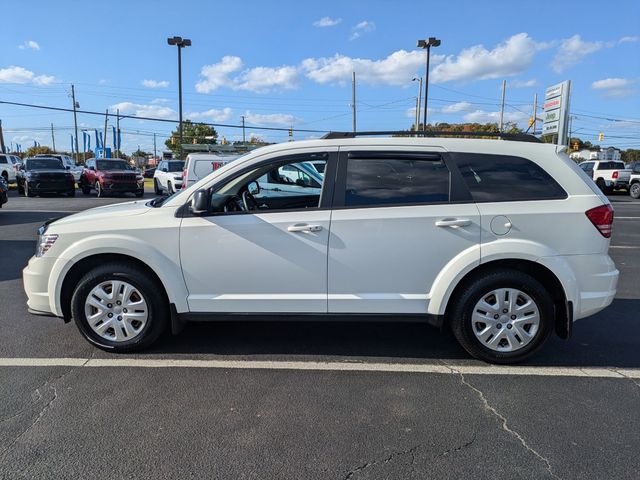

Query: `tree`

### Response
(622, 149, 640, 164)
(25, 145, 53, 157)
(164, 120, 218, 157)
(406, 122, 523, 135)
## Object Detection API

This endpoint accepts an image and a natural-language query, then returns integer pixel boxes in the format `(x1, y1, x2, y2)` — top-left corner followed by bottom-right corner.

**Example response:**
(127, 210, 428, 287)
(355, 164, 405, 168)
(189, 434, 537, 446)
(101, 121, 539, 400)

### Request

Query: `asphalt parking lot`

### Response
(1, 188, 639, 479)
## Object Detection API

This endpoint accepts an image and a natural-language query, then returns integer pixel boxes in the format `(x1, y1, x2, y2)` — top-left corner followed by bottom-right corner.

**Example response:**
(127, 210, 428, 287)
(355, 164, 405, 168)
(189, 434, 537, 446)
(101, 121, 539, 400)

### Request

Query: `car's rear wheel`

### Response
(631, 182, 640, 199)
(25, 182, 34, 197)
(168, 181, 174, 194)
(80, 177, 91, 195)
(449, 269, 554, 364)
(595, 178, 606, 192)
(95, 181, 104, 198)
(71, 262, 168, 352)
(67, 188, 76, 197)
(153, 179, 162, 195)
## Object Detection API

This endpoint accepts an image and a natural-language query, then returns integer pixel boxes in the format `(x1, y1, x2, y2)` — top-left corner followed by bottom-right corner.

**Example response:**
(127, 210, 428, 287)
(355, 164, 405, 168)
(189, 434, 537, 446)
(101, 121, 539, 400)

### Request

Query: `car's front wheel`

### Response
(153, 179, 162, 195)
(71, 262, 168, 352)
(95, 181, 104, 198)
(449, 269, 554, 364)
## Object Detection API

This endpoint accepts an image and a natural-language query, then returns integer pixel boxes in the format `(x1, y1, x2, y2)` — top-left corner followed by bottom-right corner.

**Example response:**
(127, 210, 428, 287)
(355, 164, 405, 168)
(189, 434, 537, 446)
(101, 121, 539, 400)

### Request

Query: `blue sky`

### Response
(1, 0, 639, 154)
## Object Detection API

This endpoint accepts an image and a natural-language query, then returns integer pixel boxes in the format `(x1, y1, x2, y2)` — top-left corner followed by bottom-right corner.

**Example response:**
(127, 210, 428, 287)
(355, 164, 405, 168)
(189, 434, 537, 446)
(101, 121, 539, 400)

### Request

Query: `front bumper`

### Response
(23, 255, 58, 315)
(103, 181, 144, 192)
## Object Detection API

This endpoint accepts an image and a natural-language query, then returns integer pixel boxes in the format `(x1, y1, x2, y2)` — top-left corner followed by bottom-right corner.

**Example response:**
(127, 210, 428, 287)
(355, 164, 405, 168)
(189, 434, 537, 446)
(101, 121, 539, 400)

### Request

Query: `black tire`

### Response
(95, 181, 104, 198)
(17, 182, 24, 195)
(168, 181, 174, 195)
(630, 182, 640, 200)
(595, 178, 606, 193)
(1, 171, 8, 184)
(153, 179, 162, 195)
(80, 177, 91, 195)
(25, 182, 35, 197)
(135, 189, 144, 198)
(71, 262, 169, 352)
(67, 189, 76, 197)
(449, 269, 554, 364)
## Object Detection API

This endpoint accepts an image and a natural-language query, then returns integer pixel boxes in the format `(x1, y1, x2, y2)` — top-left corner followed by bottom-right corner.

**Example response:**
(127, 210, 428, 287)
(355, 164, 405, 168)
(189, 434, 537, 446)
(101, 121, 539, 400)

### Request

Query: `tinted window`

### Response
(597, 161, 624, 170)
(26, 158, 64, 170)
(454, 153, 566, 202)
(97, 160, 129, 170)
(0, 156, 7, 164)
(167, 161, 184, 172)
(345, 157, 450, 207)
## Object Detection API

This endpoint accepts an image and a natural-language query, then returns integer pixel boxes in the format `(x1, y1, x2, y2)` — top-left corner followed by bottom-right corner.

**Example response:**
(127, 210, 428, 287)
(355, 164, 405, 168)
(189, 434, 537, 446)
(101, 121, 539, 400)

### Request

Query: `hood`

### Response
(50, 200, 150, 229)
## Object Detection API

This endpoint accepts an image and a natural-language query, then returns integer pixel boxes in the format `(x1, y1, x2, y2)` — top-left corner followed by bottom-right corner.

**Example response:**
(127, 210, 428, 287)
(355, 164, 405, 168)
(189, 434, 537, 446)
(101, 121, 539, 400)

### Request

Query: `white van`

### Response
(182, 153, 240, 189)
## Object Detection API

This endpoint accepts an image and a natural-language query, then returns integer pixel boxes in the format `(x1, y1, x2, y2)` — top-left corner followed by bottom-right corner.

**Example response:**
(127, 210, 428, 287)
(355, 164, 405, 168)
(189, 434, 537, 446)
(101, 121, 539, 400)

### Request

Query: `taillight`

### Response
(212, 161, 223, 170)
(612, 170, 619, 179)
(585, 204, 614, 238)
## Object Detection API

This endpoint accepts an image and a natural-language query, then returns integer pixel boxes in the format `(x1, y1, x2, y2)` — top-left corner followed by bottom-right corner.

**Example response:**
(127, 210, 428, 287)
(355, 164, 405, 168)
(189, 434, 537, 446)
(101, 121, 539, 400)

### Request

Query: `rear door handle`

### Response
(435, 218, 471, 228)
(288, 223, 323, 233)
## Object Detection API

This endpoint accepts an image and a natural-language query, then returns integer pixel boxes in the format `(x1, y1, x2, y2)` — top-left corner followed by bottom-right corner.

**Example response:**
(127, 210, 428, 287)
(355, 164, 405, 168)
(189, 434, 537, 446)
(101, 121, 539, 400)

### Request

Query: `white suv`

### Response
(22, 134, 618, 363)
(153, 160, 184, 194)
(0, 154, 20, 183)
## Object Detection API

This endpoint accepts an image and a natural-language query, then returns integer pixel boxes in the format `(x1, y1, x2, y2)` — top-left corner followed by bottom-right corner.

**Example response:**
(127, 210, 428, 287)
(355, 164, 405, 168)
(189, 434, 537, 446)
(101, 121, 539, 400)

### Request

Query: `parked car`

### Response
(256, 161, 323, 199)
(23, 133, 618, 364)
(182, 153, 239, 189)
(34, 154, 83, 183)
(628, 162, 640, 199)
(153, 160, 184, 194)
(143, 167, 156, 178)
(578, 160, 631, 193)
(0, 175, 8, 207)
(0, 153, 20, 184)
(16, 157, 76, 197)
(79, 158, 144, 197)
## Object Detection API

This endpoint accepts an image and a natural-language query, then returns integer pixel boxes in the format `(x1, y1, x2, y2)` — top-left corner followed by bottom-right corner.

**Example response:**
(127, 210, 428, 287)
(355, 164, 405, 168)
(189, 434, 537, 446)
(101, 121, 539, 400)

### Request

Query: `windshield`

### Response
(97, 160, 130, 171)
(26, 158, 64, 170)
(167, 161, 184, 172)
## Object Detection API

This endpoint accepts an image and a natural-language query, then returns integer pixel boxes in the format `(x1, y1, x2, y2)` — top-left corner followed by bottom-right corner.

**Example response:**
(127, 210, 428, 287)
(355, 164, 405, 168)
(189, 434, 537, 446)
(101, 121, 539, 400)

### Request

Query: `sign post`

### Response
(542, 80, 571, 146)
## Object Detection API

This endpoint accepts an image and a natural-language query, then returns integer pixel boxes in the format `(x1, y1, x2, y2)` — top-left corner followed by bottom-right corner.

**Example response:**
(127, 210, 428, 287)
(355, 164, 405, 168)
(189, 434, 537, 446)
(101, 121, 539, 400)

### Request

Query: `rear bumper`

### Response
(614, 179, 629, 188)
(566, 254, 618, 320)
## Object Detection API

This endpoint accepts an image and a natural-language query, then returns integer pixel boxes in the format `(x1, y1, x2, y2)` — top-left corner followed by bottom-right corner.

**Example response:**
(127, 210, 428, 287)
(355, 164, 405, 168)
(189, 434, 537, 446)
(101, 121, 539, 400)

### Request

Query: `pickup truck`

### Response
(578, 160, 631, 194)
(628, 162, 640, 199)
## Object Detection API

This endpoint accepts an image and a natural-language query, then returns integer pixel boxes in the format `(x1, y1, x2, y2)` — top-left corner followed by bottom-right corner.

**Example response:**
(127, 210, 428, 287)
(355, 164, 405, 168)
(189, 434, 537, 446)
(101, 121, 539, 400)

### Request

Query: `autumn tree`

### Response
(164, 120, 218, 157)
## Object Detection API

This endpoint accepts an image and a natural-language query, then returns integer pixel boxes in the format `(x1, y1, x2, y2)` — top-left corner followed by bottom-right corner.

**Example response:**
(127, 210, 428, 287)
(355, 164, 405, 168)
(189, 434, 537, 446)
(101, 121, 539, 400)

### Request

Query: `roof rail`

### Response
(321, 130, 542, 143)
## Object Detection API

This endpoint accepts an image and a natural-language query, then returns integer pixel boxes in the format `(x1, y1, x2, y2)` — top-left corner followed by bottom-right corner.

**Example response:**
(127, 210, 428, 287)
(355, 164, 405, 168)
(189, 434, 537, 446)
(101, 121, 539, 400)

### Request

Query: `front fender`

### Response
(48, 234, 188, 316)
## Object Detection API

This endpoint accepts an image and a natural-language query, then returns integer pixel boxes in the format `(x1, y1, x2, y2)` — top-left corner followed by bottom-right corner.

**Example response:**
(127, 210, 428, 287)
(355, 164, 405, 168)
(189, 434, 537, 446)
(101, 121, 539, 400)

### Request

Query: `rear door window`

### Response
(343, 155, 450, 207)
(452, 153, 567, 202)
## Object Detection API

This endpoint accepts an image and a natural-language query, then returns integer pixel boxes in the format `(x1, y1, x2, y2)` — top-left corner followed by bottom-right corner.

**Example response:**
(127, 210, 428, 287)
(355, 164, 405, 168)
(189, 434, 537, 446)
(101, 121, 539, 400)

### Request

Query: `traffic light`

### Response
(598, 132, 604, 142)
(171, 136, 176, 145)
(572, 141, 579, 151)
(528, 117, 535, 128)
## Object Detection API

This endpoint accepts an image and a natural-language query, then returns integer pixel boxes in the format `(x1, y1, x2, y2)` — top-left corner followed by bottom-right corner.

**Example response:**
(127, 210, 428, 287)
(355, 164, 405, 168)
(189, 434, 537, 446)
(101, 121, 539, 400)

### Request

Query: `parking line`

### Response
(615, 217, 640, 219)
(0, 357, 638, 379)
(610, 246, 640, 249)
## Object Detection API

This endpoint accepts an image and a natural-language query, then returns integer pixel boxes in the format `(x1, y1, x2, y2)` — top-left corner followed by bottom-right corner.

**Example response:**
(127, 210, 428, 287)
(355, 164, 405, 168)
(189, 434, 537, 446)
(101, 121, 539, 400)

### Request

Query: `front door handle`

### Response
(435, 218, 472, 228)
(288, 223, 323, 233)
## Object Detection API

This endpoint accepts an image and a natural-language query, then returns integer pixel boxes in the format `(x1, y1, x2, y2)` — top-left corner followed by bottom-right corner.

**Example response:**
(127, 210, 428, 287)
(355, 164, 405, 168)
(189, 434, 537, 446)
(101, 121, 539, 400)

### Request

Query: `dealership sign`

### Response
(542, 80, 571, 145)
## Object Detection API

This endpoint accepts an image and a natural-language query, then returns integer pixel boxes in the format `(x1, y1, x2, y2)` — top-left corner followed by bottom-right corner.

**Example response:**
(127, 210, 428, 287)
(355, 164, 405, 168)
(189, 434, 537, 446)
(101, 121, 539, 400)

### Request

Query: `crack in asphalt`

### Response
(437, 433, 477, 458)
(343, 445, 420, 480)
(444, 363, 561, 480)
(0, 349, 95, 459)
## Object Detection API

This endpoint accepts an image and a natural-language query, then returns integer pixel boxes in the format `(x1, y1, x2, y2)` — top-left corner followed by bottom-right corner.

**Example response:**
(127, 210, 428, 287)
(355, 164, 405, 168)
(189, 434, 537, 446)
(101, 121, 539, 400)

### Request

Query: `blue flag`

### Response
(118, 129, 121, 151)
(112, 126, 117, 150)
(88, 134, 91, 151)
(99, 132, 103, 149)
(95, 130, 100, 148)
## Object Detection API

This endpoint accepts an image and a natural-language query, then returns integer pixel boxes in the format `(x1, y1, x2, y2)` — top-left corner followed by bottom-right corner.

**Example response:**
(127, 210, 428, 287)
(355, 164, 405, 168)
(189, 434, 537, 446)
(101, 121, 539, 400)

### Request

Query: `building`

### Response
(569, 146, 621, 162)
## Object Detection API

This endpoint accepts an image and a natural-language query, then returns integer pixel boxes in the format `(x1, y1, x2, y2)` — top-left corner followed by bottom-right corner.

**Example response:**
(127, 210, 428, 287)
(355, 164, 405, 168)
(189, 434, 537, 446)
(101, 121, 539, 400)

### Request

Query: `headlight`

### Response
(136, 175, 144, 181)
(36, 234, 58, 257)
(174, 175, 182, 181)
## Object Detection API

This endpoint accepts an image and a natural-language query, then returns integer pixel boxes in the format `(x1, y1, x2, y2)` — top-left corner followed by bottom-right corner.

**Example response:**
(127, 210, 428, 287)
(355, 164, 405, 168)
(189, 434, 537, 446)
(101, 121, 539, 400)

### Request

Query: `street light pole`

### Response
(412, 77, 422, 131)
(167, 36, 191, 158)
(417, 37, 441, 131)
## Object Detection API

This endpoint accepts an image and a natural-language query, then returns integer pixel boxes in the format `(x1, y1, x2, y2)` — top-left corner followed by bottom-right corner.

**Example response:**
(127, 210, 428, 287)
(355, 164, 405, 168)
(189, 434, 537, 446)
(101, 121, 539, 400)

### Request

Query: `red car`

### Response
(80, 158, 144, 198)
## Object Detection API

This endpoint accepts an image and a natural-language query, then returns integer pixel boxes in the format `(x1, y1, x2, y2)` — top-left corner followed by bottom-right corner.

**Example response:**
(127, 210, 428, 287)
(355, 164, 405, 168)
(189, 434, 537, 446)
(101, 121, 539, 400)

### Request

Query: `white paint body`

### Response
(23, 138, 618, 325)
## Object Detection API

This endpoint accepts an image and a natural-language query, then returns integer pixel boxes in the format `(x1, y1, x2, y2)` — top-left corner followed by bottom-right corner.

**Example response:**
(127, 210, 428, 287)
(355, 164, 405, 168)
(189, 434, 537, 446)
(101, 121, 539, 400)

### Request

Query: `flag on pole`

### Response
(118, 129, 121, 151)
(99, 132, 103, 149)
(112, 126, 117, 150)
(88, 133, 91, 152)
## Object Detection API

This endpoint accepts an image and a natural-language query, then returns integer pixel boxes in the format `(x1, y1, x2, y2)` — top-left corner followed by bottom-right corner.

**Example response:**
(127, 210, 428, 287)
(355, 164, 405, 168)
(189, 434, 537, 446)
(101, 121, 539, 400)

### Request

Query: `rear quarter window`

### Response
(452, 153, 567, 202)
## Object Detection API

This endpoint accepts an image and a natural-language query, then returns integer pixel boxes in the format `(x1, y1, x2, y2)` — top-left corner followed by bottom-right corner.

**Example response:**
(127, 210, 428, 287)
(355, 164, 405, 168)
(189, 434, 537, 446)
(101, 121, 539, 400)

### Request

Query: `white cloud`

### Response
(619, 36, 639, 44)
(151, 98, 170, 104)
(187, 107, 233, 122)
(551, 35, 603, 73)
(463, 109, 528, 124)
(510, 79, 538, 88)
(110, 102, 177, 120)
(302, 49, 436, 86)
(430, 33, 540, 83)
(350, 20, 375, 40)
(0, 65, 55, 85)
(313, 16, 342, 27)
(441, 101, 473, 113)
(18, 40, 40, 50)
(406, 106, 435, 118)
(243, 111, 298, 126)
(142, 79, 169, 88)
(98, 79, 108, 85)
(591, 78, 636, 98)
(195, 56, 297, 93)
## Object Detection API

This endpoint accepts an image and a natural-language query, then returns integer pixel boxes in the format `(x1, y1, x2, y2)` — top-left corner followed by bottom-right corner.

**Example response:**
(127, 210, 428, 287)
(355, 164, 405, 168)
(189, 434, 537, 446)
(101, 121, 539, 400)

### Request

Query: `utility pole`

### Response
(103, 109, 108, 158)
(499, 80, 506, 132)
(241, 115, 246, 144)
(351, 71, 357, 133)
(71, 84, 80, 159)
(116, 109, 120, 154)
(0, 120, 5, 154)
(153, 133, 157, 159)
(531, 93, 537, 135)
(51, 123, 56, 152)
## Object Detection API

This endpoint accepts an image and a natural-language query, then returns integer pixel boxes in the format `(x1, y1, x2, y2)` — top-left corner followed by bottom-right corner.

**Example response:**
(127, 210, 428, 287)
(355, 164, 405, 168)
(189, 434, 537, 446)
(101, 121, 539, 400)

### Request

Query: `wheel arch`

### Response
(441, 259, 573, 339)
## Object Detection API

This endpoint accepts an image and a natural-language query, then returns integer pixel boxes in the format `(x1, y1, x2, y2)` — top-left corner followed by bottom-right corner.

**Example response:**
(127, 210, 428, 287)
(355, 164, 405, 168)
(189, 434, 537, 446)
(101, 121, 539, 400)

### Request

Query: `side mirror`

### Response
(190, 189, 210, 215)
(66, 166, 71, 170)
(161, 168, 168, 172)
(89, 166, 96, 171)
(295, 178, 307, 187)
(247, 181, 260, 195)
